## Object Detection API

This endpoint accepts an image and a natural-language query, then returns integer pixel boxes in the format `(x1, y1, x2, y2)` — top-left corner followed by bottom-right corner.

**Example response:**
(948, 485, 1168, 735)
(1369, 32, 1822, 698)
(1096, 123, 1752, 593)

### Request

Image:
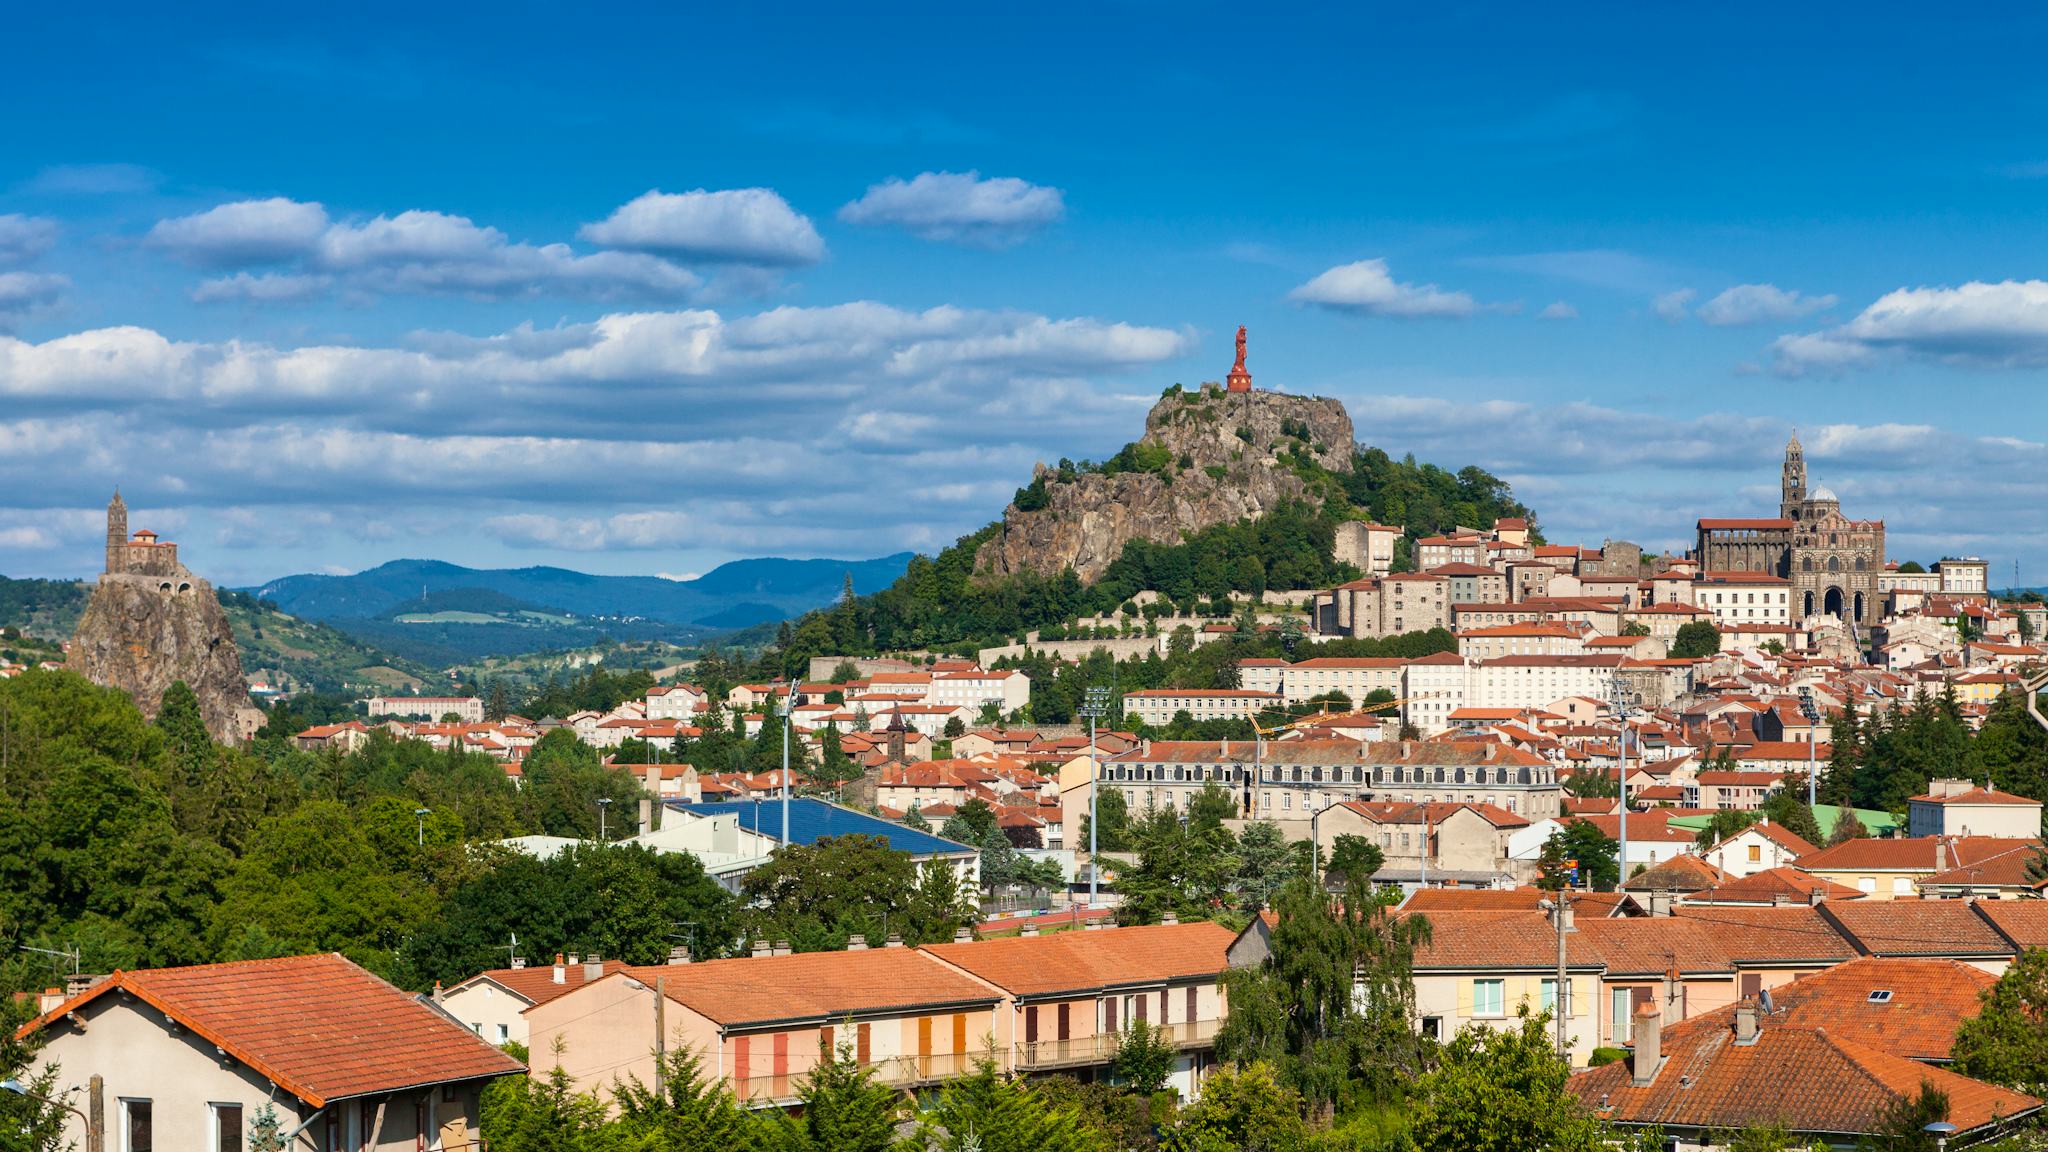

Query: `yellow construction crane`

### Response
(1252, 694, 1424, 737)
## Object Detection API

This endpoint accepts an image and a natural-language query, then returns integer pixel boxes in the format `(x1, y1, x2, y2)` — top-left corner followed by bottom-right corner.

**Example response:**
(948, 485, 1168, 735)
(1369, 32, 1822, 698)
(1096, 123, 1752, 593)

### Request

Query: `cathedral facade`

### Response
(1695, 433, 1886, 629)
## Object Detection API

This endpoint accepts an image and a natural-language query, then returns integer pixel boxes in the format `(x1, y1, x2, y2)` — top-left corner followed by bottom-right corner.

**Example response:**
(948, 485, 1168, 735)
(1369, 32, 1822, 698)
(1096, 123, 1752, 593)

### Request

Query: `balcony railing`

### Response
(731, 1050, 981, 1102)
(1015, 1017, 1220, 1069)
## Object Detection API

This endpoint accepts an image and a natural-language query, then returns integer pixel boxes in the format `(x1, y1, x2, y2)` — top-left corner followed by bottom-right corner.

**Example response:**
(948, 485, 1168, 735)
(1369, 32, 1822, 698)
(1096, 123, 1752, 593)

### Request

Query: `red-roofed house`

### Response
(440, 953, 631, 1048)
(1907, 778, 2044, 839)
(15, 953, 523, 1152)
(1699, 817, 1821, 881)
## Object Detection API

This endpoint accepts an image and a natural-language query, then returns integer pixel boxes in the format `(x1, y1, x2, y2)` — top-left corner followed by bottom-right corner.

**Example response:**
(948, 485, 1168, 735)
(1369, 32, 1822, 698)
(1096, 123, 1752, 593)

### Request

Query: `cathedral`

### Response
(1695, 433, 1886, 629)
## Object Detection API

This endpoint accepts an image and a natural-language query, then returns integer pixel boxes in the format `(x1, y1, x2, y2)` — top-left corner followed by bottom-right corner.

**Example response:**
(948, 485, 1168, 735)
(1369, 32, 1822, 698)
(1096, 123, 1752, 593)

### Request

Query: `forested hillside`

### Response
(769, 445, 1535, 668)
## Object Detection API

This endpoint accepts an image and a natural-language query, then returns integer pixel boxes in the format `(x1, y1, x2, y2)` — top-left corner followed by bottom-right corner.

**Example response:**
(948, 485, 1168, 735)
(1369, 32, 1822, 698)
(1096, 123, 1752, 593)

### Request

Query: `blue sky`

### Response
(4, 3, 2047, 587)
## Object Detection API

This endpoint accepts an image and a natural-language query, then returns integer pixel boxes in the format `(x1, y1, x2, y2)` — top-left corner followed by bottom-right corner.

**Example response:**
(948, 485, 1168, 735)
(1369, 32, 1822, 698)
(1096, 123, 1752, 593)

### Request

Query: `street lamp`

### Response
(1078, 686, 1110, 909)
(779, 686, 795, 851)
(597, 797, 613, 841)
(414, 806, 430, 847)
(1797, 687, 1821, 813)
(1, 1078, 98, 1152)
(1924, 1121, 1957, 1152)
(1608, 680, 1636, 883)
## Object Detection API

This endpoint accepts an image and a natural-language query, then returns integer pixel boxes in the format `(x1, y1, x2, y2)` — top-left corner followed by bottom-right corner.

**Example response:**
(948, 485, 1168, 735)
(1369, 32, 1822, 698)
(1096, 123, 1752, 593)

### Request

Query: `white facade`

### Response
(1121, 689, 1282, 726)
(366, 695, 484, 723)
(1692, 578, 1792, 628)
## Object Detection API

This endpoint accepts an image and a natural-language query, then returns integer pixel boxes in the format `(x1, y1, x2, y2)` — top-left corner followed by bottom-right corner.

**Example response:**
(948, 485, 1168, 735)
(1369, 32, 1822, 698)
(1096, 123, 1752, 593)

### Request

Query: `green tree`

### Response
(1406, 1009, 1608, 1152)
(1695, 808, 1758, 851)
(1756, 792, 1824, 848)
(916, 1060, 1108, 1152)
(606, 1047, 758, 1152)
(740, 834, 925, 950)
(1828, 807, 1869, 845)
(1079, 786, 1132, 853)
(479, 1058, 608, 1152)
(1231, 821, 1295, 911)
(1953, 948, 2048, 1096)
(1109, 1020, 1176, 1095)
(1870, 1081, 1950, 1152)
(1537, 821, 1620, 892)
(903, 803, 931, 832)
(1116, 805, 1238, 924)
(1670, 621, 1723, 660)
(246, 1101, 288, 1152)
(1325, 833, 1385, 888)
(760, 1044, 904, 1152)
(1161, 1061, 1311, 1152)
(1186, 782, 1238, 830)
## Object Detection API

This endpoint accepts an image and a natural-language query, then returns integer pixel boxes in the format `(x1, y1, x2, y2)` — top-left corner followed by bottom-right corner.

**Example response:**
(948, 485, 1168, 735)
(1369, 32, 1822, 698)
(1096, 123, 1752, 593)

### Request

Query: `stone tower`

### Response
(105, 490, 127, 575)
(1780, 431, 1807, 520)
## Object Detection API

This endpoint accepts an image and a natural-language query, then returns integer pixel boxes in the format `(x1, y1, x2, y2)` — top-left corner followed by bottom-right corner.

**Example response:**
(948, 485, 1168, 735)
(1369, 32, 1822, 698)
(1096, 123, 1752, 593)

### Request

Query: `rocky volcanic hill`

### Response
(72, 573, 254, 742)
(974, 382, 1355, 582)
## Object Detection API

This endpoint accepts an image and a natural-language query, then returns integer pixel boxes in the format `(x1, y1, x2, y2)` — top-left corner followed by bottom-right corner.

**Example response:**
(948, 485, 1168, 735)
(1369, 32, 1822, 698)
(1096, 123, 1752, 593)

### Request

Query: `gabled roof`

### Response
(16, 954, 523, 1107)
(1686, 867, 1862, 906)
(1409, 910, 1603, 970)
(1572, 1022, 2037, 1137)
(1623, 854, 1728, 894)
(1910, 786, 2041, 807)
(631, 948, 1001, 1028)
(1671, 905, 1858, 966)
(1574, 917, 1734, 976)
(446, 958, 630, 1007)
(1798, 836, 2036, 873)
(1747, 957, 1998, 1061)
(1820, 899, 2016, 958)
(924, 922, 1234, 998)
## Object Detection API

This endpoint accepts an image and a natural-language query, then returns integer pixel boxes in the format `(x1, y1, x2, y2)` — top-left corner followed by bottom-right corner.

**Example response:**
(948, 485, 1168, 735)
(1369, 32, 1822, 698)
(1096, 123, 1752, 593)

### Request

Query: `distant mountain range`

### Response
(246, 554, 915, 630)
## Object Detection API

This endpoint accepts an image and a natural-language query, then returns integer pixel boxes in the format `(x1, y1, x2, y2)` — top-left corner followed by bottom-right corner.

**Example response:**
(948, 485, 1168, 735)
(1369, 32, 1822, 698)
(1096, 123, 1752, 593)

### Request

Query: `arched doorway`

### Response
(1854, 591, 1865, 621)
(1803, 590, 1815, 617)
(1824, 587, 1846, 618)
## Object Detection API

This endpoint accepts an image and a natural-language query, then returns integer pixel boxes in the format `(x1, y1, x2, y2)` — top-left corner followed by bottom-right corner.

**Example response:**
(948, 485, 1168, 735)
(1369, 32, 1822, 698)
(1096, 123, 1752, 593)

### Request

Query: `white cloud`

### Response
(149, 199, 702, 303)
(0, 272, 68, 330)
(838, 171, 1064, 246)
(1289, 259, 1477, 318)
(1651, 288, 1695, 322)
(1774, 279, 2048, 374)
(1695, 283, 1837, 326)
(147, 198, 333, 267)
(1537, 301, 1578, 320)
(0, 215, 60, 266)
(579, 188, 825, 266)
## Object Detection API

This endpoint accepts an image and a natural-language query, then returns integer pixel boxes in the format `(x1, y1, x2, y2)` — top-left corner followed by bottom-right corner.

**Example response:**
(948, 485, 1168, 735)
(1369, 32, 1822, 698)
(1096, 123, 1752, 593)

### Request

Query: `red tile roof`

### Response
(448, 958, 630, 1007)
(1574, 917, 1734, 976)
(635, 948, 1000, 1028)
(1401, 887, 1549, 913)
(1798, 836, 2037, 873)
(1820, 899, 2016, 958)
(1910, 786, 2041, 806)
(1671, 905, 1858, 966)
(1686, 867, 1863, 906)
(924, 921, 1234, 997)
(1622, 854, 1728, 894)
(1409, 910, 1604, 969)
(16, 954, 523, 1107)
(1573, 1021, 2038, 1137)
(1750, 957, 1998, 1061)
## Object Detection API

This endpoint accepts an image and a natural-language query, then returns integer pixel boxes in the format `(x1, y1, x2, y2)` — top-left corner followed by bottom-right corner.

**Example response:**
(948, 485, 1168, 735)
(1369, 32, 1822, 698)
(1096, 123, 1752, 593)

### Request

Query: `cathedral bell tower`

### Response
(1780, 432, 1806, 520)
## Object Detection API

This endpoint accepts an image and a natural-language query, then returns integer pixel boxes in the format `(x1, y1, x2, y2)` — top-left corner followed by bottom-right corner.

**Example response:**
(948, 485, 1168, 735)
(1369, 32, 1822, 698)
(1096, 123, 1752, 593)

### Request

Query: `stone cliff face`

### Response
(71, 574, 254, 743)
(974, 384, 1355, 583)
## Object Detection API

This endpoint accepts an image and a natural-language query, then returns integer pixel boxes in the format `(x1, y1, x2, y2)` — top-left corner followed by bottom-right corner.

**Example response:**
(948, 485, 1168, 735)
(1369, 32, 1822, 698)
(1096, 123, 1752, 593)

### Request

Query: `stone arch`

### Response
(1804, 590, 1815, 617)
(158, 581, 172, 592)
(1827, 556, 1841, 574)
(1824, 586, 1846, 618)
(177, 581, 192, 594)
(1855, 591, 1866, 620)
(1802, 556, 1814, 572)
(1854, 556, 1866, 572)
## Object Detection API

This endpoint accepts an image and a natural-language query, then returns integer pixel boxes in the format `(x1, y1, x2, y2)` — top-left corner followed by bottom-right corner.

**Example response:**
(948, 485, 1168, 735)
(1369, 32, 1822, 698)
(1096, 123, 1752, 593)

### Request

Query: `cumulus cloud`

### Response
(1773, 279, 2048, 374)
(838, 171, 1065, 246)
(0, 299, 1188, 572)
(1651, 288, 1695, 322)
(1289, 259, 1477, 318)
(1537, 301, 1578, 320)
(147, 198, 333, 267)
(1695, 283, 1837, 326)
(0, 215, 60, 266)
(0, 272, 68, 330)
(579, 188, 825, 266)
(148, 198, 703, 303)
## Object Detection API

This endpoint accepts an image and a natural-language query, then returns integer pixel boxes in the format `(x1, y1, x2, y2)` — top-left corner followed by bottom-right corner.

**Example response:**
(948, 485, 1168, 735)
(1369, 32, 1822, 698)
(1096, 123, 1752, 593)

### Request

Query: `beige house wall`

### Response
(440, 979, 531, 1047)
(31, 999, 483, 1151)
(1412, 971, 1599, 1065)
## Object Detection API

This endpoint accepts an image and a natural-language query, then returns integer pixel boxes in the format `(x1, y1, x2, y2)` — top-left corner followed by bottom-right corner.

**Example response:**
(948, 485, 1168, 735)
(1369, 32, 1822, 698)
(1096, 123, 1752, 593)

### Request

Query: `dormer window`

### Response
(1867, 990, 1893, 1004)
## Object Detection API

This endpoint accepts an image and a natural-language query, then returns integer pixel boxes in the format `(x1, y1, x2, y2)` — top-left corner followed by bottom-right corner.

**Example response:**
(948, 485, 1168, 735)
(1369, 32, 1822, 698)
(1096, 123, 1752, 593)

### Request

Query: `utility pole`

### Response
(597, 797, 612, 841)
(653, 974, 667, 1097)
(1079, 686, 1110, 909)
(1544, 893, 1575, 1058)
(780, 687, 794, 850)
(1608, 679, 1634, 881)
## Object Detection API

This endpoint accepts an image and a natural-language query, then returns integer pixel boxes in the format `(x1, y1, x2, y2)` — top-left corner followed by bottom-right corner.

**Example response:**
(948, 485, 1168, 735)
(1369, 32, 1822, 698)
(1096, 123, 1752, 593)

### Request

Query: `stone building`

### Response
(1695, 434, 1885, 630)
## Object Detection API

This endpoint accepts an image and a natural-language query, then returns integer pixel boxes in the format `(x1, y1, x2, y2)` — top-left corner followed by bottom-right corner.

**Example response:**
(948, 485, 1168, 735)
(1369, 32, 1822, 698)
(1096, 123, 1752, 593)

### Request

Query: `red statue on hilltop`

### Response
(1226, 324, 1253, 392)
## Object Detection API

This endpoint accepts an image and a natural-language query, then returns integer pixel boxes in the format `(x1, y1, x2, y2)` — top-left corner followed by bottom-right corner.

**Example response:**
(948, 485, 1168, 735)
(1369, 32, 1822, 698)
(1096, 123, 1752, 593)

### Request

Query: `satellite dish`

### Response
(1759, 988, 1774, 1014)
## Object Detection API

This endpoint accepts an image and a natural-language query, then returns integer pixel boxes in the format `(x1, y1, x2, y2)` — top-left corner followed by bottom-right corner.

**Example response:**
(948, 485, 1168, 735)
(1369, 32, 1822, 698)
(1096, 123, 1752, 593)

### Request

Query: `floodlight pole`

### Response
(780, 687, 794, 850)
(1080, 686, 1110, 909)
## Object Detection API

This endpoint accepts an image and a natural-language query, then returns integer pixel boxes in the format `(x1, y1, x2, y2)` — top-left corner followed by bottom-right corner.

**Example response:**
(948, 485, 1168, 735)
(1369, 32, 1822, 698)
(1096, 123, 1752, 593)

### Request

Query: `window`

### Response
(1539, 978, 1562, 1014)
(1420, 1016, 1442, 1040)
(1747, 844, 1761, 863)
(1612, 989, 1635, 1042)
(1858, 877, 1876, 894)
(212, 1104, 243, 1152)
(122, 1099, 153, 1152)
(1473, 979, 1505, 1017)
(1892, 877, 1914, 895)
(1868, 990, 1893, 1004)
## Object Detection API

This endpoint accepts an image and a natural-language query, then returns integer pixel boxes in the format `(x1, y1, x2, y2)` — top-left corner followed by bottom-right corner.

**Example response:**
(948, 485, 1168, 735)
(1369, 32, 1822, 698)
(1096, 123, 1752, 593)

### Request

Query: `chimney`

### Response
(884, 933, 905, 948)
(667, 946, 691, 965)
(432, 980, 444, 1003)
(954, 926, 973, 943)
(567, 952, 580, 968)
(751, 939, 771, 959)
(1020, 922, 1039, 938)
(1734, 1001, 1760, 1044)
(510, 955, 527, 970)
(772, 940, 792, 957)
(846, 934, 867, 951)
(1161, 910, 1179, 926)
(584, 953, 604, 982)
(1807, 886, 1825, 907)
(552, 954, 567, 984)
(638, 795, 652, 835)
(1631, 1007, 1662, 1086)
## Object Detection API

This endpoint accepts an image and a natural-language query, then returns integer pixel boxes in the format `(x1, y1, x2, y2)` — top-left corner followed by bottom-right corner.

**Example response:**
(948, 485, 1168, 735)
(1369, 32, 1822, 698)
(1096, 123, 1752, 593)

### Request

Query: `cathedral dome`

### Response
(1811, 484, 1838, 503)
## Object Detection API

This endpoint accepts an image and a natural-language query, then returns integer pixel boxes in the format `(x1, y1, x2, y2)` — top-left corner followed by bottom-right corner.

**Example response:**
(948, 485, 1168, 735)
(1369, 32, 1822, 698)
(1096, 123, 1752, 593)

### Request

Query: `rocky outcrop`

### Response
(71, 573, 254, 743)
(974, 383, 1355, 583)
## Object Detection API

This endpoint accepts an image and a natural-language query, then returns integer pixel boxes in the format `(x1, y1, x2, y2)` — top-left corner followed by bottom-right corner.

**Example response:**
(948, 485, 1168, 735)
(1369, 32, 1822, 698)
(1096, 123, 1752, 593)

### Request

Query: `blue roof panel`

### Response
(671, 796, 977, 857)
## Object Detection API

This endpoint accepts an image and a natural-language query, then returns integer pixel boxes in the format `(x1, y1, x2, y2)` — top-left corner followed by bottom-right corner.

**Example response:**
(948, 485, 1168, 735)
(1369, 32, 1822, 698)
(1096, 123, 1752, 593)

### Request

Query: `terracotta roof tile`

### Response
(1671, 905, 1859, 966)
(1686, 867, 1864, 906)
(1409, 910, 1603, 970)
(1820, 899, 2015, 958)
(1974, 900, 2048, 949)
(17, 954, 522, 1107)
(635, 948, 1000, 1027)
(449, 958, 630, 1007)
(923, 922, 1234, 997)
(1575, 917, 1734, 976)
